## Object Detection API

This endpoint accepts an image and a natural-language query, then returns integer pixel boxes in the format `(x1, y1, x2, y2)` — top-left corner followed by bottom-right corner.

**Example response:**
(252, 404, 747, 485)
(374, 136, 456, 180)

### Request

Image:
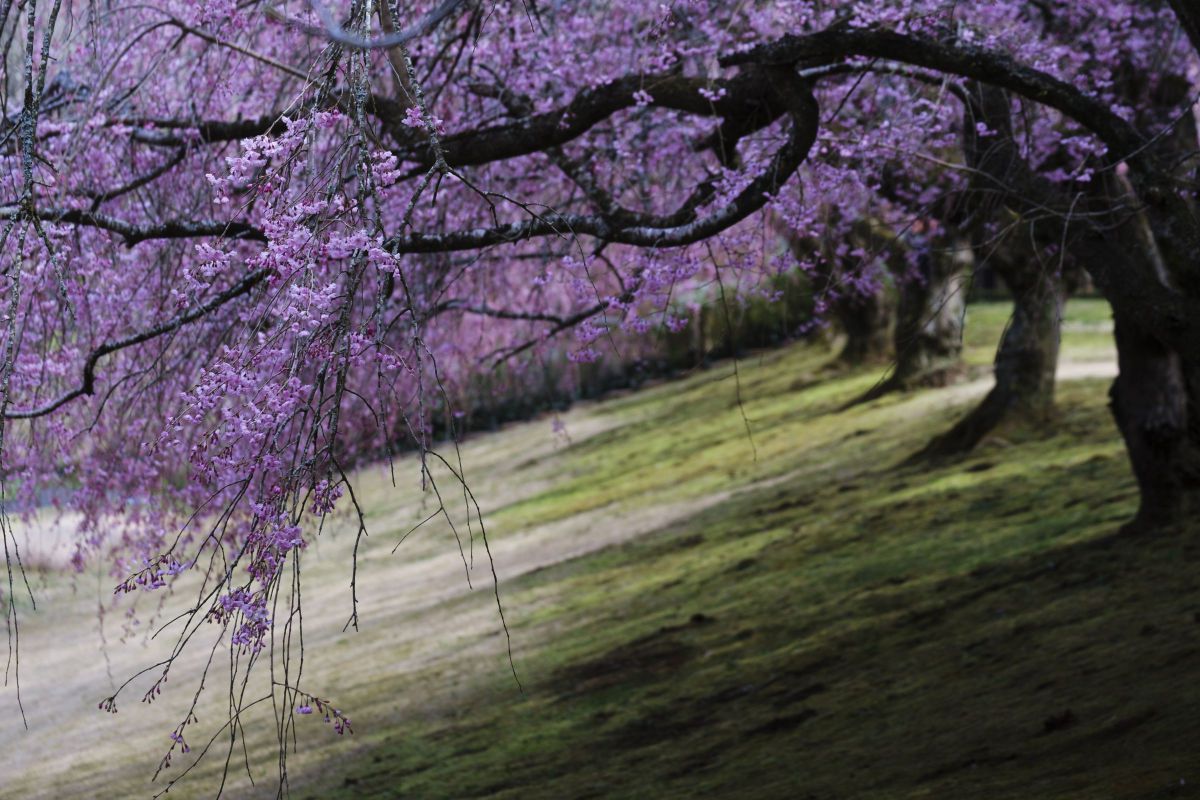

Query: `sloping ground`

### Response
(9, 300, 1198, 799)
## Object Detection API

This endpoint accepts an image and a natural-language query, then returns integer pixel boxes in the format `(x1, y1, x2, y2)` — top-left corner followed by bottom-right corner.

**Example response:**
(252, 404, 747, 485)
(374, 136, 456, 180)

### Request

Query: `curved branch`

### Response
(300, 0, 469, 50)
(395, 67, 801, 169)
(5, 269, 270, 420)
(84, 148, 187, 206)
(722, 25, 1145, 159)
(161, 15, 310, 81)
(725, 22, 1200, 354)
(388, 69, 819, 253)
(484, 302, 613, 365)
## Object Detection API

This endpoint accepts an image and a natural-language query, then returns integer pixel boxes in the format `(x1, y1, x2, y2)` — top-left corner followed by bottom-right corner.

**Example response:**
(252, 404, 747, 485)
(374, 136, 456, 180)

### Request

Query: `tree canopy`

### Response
(3, 0, 1199, 790)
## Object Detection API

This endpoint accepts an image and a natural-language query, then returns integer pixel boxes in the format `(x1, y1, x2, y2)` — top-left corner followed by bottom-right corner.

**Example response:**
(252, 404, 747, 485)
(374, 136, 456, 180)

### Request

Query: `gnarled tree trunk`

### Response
(915, 246, 1066, 460)
(1063, 205, 1200, 533)
(910, 81, 1070, 459)
(1108, 315, 1198, 530)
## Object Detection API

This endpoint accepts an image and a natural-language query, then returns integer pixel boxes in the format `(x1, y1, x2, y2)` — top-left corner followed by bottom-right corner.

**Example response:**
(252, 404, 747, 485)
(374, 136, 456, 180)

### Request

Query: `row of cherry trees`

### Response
(2, 0, 1198, 790)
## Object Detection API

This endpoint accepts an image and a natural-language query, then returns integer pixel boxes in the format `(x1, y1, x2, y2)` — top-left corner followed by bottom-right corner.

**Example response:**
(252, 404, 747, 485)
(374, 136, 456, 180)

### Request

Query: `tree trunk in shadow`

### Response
(913, 257, 1065, 461)
(928, 80, 1200, 532)
(1055, 215, 1200, 534)
(832, 285, 893, 366)
(781, 215, 895, 367)
(856, 235, 969, 404)
(1109, 313, 1200, 532)
(907, 79, 1067, 460)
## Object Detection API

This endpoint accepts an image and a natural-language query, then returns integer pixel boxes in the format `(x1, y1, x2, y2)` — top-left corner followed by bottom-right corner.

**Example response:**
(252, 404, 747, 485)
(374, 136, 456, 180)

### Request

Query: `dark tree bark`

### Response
(832, 220, 896, 366)
(781, 216, 895, 366)
(730, 23, 1200, 531)
(916, 256, 1065, 459)
(1086, 216, 1200, 533)
(913, 82, 1069, 460)
(986, 269, 1063, 419)
(856, 235, 969, 402)
(891, 238, 969, 387)
(834, 287, 893, 365)
(1107, 314, 1199, 530)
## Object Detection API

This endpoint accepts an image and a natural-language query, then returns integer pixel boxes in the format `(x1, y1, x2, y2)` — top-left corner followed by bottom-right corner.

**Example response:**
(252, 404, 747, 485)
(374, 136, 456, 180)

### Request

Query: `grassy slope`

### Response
(9, 300, 1200, 799)
(290, 300, 1197, 800)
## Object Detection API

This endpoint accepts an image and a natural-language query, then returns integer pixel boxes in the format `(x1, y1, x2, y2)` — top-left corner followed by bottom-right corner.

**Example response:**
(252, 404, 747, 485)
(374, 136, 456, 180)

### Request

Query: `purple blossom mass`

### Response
(3, 0, 1200, 794)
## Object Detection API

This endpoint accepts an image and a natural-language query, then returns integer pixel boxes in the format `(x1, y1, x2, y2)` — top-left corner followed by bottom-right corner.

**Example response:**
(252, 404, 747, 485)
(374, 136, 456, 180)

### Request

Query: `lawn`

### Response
(9, 299, 1198, 799)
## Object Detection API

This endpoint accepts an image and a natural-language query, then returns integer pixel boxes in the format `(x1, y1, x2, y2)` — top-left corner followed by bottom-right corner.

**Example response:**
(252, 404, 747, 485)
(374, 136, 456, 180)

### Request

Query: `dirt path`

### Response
(2, 348, 1120, 799)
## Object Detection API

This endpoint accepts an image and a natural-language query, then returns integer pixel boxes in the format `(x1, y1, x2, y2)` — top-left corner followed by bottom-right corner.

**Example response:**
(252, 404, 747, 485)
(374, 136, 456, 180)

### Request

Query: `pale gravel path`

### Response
(3, 353, 1118, 799)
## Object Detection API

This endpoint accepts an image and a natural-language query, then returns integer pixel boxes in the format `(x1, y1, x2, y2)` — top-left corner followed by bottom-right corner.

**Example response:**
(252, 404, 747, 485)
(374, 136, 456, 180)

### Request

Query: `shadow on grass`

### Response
(299, 372, 1200, 800)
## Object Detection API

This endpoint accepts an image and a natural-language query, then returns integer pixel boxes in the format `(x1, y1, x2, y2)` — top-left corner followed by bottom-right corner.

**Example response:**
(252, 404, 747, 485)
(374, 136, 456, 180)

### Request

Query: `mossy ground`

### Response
(10, 300, 1200, 799)
(297, 300, 1195, 800)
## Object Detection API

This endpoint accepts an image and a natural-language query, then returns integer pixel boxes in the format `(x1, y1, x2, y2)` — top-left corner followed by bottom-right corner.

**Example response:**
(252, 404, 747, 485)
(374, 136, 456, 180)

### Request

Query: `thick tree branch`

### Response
(0, 206, 267, 245)
(125, 92, 408, 147)
(129, 116, 284, 146)
(426, 300, 574, 324)
(727, 22, 1200, 357)
(722, 26, 1145, 160)
(388, 68, 818, 252)
(394, 67, 800, 169)
(956, 83, 1200, 358)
